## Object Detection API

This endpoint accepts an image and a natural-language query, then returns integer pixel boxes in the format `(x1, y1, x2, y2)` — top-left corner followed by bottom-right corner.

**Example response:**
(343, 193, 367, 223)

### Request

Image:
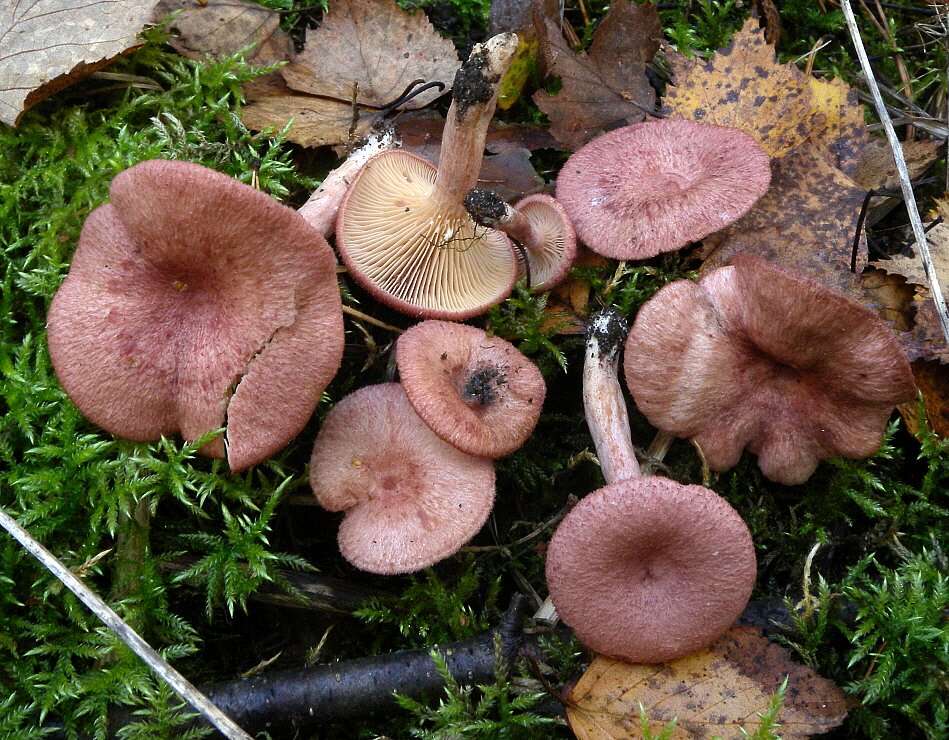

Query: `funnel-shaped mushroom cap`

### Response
(336, 150, 517, 319)
(546, 476, 756, 663)
(310, 383, 495, 574)
(396, 321, 545, 457)
(625, 256, 916, 485)
(512, 194, 576, 290)
(47, 160, 344, 471)
(556, 120, 771, 259)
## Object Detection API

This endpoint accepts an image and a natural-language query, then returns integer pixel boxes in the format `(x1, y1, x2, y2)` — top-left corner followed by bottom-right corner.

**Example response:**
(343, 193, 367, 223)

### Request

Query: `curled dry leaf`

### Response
(703, 143, 867, 300)
(0, 0, 158, 126)
(567, 626, 847, 739)
(532, 0, 661, 150)
(853, 138, 941, 192)
(663, 18, 820, 158)
(899, 361, 949, 437)
(153, 0, 290, 64)
(281, 0, 458, 109)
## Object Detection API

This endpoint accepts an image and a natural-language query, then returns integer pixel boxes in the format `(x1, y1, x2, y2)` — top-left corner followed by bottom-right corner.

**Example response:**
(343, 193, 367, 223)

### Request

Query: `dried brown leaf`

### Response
(396, 109, 558, 153)
(703, 144, 867, 300)
(899, 361, 949, 437)
(0, 0, 158, 126)
(808, 76, 869, 177)
(852, 138, 941, 192)
(281, 0, 458, 109)
(532, 0, 661, 150)
(241, 81, 373, 147)
(662, 18, 820, 158)
(153, 0, 290, 64)
(567, 626, 847, 739)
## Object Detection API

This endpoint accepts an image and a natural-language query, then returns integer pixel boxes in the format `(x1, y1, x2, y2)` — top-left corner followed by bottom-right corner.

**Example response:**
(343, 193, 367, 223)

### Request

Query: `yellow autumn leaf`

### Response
(567, 626, 847, 740)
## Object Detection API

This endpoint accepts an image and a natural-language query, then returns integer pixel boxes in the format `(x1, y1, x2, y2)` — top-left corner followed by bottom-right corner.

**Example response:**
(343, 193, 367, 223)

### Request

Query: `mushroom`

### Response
(47, 160, 344, 472)
(624, 255, 917, 485)
(555, 119, 771, 259)
(335, 34, 520, 319)
(464, 189, 577, 291)
(395, 320, 546, 458)
(298, 128, 399, 237)
(309, 383, 495, 574)
(543, 307, 756, 663)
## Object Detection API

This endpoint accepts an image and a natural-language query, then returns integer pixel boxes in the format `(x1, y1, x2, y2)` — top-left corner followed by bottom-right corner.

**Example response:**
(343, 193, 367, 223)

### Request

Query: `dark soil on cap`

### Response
(452, 47, 494, 117)
(464, 188, 507, 227)
(463, 363, 507, 406)
(587, 308, 629, 361)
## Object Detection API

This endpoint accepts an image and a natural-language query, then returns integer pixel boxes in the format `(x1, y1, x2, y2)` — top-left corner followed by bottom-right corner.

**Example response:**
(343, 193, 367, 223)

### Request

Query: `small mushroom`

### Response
(555, 119, 771, 259)
(335, 34, 520, 319)
(546, 476, 756, 664)
(47, 160, 344, 471)
(543, 307, 756, 663)
(309, 383, 495, 574)
(464, 189, 577, 291)
(624, 255, 917, 485)
(298, 127, 399, 237)
(395, 320, 545, 458)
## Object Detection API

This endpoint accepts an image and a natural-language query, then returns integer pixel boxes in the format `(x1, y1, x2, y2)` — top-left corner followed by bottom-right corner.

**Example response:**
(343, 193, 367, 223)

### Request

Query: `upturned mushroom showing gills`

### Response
(47, 160, 344, 472)
(555, 119, 771, 259)
(464, 189, 577, 291)
(624, 255, 917, 485)
(395, 320, 546, 458)
(544, 308, 756, 663)
(309, 383, 495, 575)
(335, 34, 519, 319)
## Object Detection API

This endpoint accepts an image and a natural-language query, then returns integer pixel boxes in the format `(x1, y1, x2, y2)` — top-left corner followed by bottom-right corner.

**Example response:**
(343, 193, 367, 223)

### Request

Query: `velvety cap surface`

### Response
(47, 160, 343, 471)
(396, 320, 546, 457)
(624, 255, 916, 485)
(336, 150, 517, 319)
(514, 194, 577, 290)
(309, 383, 495, 574)
(546, 476, 756, 663)
(555, 120, 771, 259)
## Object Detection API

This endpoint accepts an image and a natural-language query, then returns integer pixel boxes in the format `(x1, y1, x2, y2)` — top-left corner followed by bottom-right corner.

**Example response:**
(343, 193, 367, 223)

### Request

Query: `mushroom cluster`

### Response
(47, 160, 344, 472)
(310, 320, 545, 574)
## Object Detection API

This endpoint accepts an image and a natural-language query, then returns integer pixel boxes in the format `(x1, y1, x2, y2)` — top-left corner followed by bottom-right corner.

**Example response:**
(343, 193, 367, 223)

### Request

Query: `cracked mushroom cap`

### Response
(555, 119, 771, 259)
(309, 383, 495, 574)
(546, 476, 756, 664)
(624, 255, 917, 485)
(335, 150, 517, 319)
(47, 160, 344, 472)
(396, 320, 546, 458)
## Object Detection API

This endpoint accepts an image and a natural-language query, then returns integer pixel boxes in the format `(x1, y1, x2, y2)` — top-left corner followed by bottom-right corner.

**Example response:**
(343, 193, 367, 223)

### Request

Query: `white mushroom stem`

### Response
(298, 128, 399, 236)
(432, 33, 518, 208)
(583, 309, 641, 485)
(464, 188, 545, 254)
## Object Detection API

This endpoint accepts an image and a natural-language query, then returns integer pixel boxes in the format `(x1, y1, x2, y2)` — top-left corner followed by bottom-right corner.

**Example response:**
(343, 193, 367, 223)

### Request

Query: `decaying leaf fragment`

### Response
(703, 143, 867, 300)
(567, 626, 847, 739)
(532, 0, 661, 150)
(153, 0, 290, 64)
(663, 18, 820, 158)
(0, 0, 158, 126)
(281, 0, 459, 109)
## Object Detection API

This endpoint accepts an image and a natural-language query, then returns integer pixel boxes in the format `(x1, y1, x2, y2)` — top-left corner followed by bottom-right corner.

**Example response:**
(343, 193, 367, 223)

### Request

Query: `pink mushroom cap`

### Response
(546, 476, 756, 664)
(555, 119, 771, 259)
(396, 320, 546, 458)
(309, 383, 495, 574)
(512, 194, 577, 290)
(624, 255, 917, 485)
(47, 160, 344, 471)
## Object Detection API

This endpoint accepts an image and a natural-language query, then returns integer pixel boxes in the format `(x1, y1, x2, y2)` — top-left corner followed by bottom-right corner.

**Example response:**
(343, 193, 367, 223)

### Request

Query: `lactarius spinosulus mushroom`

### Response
(298, 128, 399, 237)
(555, 119, 771, 259)
(309, 383, 495, 575)
(395, 320, 546, 458)
(464, 189, 577, 291)
(624, 255, 917, 485)
(335, 34, 520, 319)
(47, 160, 344, 472)
(544, 308, 756, 663)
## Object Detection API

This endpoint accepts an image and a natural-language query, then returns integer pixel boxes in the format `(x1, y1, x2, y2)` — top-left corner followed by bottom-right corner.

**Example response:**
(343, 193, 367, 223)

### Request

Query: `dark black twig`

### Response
(379, 79, 447, 117)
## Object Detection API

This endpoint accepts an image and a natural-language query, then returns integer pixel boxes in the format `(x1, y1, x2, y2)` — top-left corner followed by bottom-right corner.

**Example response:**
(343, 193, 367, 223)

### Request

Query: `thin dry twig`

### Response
(842, 0, 949, 345)
(0, 507, 252, 740)
(342, 304, 403, 333)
